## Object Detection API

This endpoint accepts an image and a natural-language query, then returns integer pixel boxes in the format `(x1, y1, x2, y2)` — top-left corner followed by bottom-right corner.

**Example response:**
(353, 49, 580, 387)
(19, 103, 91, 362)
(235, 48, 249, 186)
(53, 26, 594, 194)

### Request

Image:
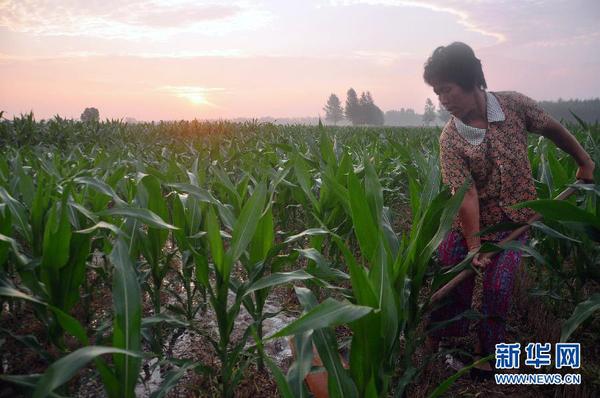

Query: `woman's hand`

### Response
(576, 158, 595, 183)
(470, 249, 491, 268)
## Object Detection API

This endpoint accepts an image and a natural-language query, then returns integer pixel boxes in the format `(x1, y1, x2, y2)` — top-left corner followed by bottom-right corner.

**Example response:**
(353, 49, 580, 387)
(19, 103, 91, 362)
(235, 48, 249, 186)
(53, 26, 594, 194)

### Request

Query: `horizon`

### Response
(1, 0, 599, 121)
(13, 95, 600, 125)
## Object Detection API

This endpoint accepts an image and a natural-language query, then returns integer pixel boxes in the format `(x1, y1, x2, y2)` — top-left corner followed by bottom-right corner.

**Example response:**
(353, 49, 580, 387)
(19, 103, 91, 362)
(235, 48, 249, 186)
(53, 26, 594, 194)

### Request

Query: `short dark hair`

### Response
(423, 42, 487, 91)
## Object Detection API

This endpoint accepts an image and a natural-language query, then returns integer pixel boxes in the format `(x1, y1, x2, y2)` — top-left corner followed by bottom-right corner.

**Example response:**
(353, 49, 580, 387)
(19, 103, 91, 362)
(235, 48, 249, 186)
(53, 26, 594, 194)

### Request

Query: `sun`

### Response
(183, 92, 209, 105)
(160, 85, 223, 107)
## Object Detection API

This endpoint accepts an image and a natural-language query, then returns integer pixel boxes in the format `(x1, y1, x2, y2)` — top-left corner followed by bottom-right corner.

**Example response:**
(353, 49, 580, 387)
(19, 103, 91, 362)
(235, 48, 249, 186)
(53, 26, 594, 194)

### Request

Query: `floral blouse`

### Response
(439, 91, 552, 241)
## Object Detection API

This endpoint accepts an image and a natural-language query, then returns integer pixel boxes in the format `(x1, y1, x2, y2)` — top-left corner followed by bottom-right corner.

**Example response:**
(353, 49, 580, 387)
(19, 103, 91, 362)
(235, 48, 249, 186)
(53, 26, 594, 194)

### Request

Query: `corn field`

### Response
(0, 113, 599, 397)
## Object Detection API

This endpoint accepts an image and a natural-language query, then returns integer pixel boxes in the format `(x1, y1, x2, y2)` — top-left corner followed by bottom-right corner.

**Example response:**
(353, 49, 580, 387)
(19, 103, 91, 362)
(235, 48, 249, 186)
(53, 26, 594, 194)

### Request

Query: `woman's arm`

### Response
(459, 184, 480, 250)
(459, 184, 489, 267)
(537, 118, 595, 182)
(439, 132, 488, 266)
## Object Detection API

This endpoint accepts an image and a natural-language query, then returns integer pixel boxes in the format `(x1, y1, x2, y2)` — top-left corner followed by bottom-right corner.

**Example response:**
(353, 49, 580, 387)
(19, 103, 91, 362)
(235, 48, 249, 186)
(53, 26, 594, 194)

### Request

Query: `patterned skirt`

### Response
(429, 229, 527, 355)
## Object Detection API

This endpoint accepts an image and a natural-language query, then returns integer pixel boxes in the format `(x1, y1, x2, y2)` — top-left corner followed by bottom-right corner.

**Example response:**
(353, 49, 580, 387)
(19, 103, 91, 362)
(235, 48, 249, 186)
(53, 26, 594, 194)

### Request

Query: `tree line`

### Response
(324, 92, 600, 127)
(538, 98, 600, 125)
(323, 89, 384, 126)
(323, 91, 449, 126)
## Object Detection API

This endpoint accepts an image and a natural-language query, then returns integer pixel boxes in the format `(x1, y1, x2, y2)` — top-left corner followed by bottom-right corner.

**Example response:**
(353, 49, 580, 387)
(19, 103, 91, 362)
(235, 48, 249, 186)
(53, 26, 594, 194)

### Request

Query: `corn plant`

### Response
(0, 237, 143, 398)
(270, 154, 467, 397)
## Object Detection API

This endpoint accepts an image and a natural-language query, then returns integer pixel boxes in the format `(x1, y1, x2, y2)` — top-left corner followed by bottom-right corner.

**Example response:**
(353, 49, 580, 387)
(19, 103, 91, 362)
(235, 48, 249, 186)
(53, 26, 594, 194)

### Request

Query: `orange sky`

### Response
(1, 1, 599, 121)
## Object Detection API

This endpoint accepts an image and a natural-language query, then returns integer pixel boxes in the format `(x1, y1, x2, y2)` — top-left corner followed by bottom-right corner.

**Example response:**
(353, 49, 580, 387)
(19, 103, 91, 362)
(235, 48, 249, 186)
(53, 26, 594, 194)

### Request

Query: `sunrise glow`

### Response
(1, 0, 598, 121)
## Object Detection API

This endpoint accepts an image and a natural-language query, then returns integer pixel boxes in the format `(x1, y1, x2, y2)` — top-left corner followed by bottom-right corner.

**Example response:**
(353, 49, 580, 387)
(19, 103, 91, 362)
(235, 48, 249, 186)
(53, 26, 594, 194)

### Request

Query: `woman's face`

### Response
(431, 80, 474, 119)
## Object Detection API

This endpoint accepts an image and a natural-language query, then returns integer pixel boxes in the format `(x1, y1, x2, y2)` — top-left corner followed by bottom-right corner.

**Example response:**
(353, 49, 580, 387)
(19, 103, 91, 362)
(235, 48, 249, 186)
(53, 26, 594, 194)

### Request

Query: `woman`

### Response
(422, 42, 595, 376)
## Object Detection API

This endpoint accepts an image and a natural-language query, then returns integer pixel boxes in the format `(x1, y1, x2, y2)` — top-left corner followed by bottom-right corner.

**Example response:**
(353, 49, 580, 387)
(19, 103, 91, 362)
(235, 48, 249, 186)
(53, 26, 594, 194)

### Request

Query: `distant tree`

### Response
(323, 94, 344, 125)
(345, 88, 360, 125)
(359, 91, 384, 125)
(81, 107, 99, 122)
(437, 101, 452, 123)
(538, 97, 600, 125)
(358, 91, 370, 125)
(385, 108, 422, 126)
(422, 98, 436, 126)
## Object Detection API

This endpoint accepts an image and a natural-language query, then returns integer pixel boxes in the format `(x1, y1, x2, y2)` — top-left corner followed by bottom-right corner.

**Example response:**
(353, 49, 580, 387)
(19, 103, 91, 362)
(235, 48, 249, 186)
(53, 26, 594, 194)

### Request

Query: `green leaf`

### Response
(212, 167, 241, 210)
(48, 305, 89, 345)
(364, 161, 383, 230)
(333, 236, 378, 308)
(294, 155, 320, 213)
(265, 356, 295, 398)
(0, 186, 31, 242)
(272, 298, 372, 338)
(284, 228, 329, 244)
(171, 193, 188, 251)
(16, 159, 35, 208)
(427, 355, 494, 398)
(369, 242, 398, 354)
(142, 313, 189, 329)
(560, 293, 600, 342)
(167, 182, 217, 204)
(76, 221, 125, 237)
(99, 206, 178, 230)
(0, 232, 29, 266)
(42, 200, 72, 270)
(0, 205, 10, 268)
(33, 346, 140, 398)
(245, 269, 313, 296)
(530, 221, 581, 243)
(206, 206, 224, 275)
(514, 199, 600, 229)
(249, 206, 274, 267)
(294, 287, 358, 398)
(347, 168, 379, 263)
(0, 375, 66, 398)
(74, 176, 126, 206)
(287, 331, 314, 398)
(0, 286, 45, 305)
(252, 327, 295, 398)
(229, 182, 267, 264)
(109, 239, 142, 398)
(140, 174, 169, 271)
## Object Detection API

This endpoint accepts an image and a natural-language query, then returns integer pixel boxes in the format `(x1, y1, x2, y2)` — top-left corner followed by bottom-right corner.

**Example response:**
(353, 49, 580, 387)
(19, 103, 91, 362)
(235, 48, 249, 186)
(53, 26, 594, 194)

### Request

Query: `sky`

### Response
(1, 0, 599, 121)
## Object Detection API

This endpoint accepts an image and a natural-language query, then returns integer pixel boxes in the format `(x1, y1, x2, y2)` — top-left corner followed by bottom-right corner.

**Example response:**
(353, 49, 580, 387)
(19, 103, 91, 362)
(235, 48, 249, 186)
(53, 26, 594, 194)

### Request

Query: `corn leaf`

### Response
(560, 293, 600, 342)
(33, 346, 140, 398)
(109, 238, 142, 398)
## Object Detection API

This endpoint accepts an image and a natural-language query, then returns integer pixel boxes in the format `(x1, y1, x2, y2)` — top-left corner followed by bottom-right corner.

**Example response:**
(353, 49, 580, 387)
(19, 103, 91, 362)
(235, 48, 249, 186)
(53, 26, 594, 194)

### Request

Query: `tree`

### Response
(358, 91, 370, 125)
(345, 88, 360, 125)
(437, 101, 452, 123)
(422, 98, 436, 126)
(323, 94, 344, 125)
(359, 91, 384, 125)
(81, 107, 99, 122)
(344, 88, 385, 125)
(385, 108, 421, 126)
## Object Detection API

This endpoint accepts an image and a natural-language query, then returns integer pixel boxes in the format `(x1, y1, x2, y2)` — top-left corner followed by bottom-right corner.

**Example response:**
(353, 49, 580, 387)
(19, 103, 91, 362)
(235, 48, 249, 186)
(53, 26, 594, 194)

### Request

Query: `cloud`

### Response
(121, 4, 240, 28)
(351, 50, 413, 66)
(0, 51, 105, 62)
(523, 30, 600, 48)
(136, 49, 248, 58)
(324, 0, 507, 43)
(324, 0, 600, 52)
(0, 0, 274, 40)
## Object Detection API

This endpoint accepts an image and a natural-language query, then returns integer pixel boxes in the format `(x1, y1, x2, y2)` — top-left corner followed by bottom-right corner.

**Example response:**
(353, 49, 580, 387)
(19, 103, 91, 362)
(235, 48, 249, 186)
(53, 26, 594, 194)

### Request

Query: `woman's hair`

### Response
(423, 42, 487, 91)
